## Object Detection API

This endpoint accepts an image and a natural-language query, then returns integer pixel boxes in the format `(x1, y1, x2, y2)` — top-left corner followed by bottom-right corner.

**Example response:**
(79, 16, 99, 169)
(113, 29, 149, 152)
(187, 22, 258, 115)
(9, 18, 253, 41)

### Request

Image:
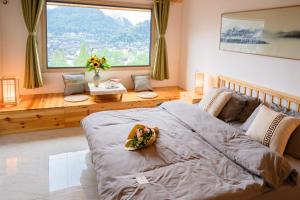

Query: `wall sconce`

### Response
(194, 72, 204, 95)
(2, 0, 8, 5)
(1, 77, 20, 106)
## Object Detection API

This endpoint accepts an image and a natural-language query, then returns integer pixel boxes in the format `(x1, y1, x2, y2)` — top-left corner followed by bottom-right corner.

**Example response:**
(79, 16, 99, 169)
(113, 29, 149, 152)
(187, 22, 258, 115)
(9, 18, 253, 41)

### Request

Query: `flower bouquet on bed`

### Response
(125, 124, 159, 151)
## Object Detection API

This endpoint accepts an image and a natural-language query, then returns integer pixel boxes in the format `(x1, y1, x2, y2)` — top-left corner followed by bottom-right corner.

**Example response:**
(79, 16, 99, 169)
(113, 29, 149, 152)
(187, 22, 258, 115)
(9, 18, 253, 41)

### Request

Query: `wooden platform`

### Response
(0, 87, 183, 135)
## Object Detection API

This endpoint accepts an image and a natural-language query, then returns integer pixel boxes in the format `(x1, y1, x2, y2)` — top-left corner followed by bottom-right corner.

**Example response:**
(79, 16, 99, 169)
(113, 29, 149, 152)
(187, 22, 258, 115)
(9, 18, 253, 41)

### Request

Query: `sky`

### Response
(47, 5, 151, 25)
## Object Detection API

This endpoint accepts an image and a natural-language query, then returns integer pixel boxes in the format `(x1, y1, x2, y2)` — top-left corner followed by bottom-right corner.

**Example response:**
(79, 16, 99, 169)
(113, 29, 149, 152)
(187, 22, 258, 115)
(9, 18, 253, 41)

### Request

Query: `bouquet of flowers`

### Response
(86, 55, 111, 73)
(125, 124, 158, 151)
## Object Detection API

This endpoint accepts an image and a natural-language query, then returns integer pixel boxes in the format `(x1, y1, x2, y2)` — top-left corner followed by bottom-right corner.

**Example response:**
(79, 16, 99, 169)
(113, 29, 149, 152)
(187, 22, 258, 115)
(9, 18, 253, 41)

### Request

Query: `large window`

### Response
(46, 2, 152, 68)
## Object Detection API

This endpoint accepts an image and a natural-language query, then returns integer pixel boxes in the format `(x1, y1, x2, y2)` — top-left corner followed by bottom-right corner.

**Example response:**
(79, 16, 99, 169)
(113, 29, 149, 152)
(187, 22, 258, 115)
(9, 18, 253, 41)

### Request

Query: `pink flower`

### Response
(144, 128, 150, 133)
(136, 129, 144, 138)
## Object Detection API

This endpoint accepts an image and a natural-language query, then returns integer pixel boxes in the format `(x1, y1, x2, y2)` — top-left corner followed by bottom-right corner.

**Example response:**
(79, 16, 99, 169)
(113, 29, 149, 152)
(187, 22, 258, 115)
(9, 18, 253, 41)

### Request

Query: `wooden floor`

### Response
(0, 87, 183, 134)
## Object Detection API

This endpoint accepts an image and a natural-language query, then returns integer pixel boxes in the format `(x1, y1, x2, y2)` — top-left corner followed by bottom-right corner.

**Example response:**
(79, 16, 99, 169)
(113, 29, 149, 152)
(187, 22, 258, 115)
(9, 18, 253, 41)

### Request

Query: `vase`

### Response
(93, 72, 100, 87)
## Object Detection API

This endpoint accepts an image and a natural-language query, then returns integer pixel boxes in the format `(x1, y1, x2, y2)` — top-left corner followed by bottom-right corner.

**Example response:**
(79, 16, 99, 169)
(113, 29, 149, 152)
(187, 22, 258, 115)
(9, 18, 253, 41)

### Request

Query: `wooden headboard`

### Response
(218, 76, 300, 112)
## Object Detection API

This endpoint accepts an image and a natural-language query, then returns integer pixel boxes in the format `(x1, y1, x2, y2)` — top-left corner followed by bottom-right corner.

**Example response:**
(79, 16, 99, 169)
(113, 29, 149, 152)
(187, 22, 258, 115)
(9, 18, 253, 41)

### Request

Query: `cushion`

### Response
(241, 103, 297, 131)
(268, 102, 289, 113)
(241, 104, 263, 132)
(285, 127, 300, 159)
(246, 105, 300, 155)
(62, 73, 86, 96)
(199, 88, 233, 117)
(285, 110, 300, 159)
(218, 93, 247, 122)
(131, 74, 153, 92)
(237, 96, 261, 122)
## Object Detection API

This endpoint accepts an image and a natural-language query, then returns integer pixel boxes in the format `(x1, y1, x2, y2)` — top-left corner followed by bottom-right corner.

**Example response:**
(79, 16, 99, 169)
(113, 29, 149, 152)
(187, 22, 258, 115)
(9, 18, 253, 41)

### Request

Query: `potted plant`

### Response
(86, 55, 111, 87)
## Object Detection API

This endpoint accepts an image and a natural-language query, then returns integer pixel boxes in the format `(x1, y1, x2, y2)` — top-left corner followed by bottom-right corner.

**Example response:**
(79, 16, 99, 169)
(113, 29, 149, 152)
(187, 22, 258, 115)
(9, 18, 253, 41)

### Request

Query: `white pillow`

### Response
(246, 105, 300, 155)
(199, 88, 233, 117)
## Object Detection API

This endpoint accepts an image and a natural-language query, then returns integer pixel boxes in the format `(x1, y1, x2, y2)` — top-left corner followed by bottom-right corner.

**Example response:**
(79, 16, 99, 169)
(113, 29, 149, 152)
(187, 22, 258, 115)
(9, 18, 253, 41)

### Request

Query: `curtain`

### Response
(21, 0, 45, 89)
(152, 0, 170, 80)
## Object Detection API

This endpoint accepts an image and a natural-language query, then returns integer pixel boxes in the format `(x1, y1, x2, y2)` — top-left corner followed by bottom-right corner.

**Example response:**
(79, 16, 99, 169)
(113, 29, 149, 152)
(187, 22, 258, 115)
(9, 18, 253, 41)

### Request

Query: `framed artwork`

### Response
(220, 5, 300, 60)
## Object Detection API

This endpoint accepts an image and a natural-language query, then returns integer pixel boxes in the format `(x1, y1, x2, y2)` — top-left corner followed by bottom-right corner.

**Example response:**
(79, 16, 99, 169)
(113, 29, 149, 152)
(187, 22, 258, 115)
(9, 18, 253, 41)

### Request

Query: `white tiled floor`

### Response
(0, 128, 100, 200)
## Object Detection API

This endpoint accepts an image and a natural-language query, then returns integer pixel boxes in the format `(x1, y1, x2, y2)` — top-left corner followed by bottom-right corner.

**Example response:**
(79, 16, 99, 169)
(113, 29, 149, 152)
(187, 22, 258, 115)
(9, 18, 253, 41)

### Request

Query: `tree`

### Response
(74, 42, 90, 66)
(49, 49, 69, 67)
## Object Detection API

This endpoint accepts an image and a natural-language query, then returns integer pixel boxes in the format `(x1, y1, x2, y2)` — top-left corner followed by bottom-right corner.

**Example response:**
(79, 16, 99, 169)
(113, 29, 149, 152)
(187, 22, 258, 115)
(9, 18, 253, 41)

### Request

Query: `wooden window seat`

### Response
(0, 87, 183, 135)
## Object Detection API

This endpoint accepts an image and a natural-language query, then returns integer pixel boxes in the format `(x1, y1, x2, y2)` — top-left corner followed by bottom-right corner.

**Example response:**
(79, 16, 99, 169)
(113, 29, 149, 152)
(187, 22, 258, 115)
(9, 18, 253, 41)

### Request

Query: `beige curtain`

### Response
(152, 0, 170, 80)
(21, 0, 45, 89)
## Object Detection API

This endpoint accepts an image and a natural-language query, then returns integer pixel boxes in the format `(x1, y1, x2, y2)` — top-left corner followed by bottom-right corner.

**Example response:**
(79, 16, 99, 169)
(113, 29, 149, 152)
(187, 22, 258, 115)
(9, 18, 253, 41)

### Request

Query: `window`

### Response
(46, 2, 152, 68)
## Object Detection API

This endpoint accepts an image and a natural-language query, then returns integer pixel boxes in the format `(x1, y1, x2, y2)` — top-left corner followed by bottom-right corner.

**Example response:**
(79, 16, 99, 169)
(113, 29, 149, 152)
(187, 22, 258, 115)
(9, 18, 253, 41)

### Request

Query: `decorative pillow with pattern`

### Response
(246, 105, 300, 155)
(198, 88, 233, 117)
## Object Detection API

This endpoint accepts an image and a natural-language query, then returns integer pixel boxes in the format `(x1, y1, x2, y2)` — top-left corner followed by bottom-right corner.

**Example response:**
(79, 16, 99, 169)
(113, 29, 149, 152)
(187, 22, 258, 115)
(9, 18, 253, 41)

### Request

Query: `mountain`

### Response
(46, 6, 151, 67)
(47, 6, 150, 43)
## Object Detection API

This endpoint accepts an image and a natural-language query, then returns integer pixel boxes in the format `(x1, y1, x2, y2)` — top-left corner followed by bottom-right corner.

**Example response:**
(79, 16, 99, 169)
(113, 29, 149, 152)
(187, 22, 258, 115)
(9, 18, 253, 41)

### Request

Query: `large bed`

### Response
(81, 76, 300, 200)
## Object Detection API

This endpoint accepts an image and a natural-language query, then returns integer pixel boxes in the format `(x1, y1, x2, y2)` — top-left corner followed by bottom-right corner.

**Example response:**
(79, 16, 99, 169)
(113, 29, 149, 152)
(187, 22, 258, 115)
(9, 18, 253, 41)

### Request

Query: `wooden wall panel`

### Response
(64, 106, 90, 128)
(0, 108, 64, 135)
(0, 87, 183, 135)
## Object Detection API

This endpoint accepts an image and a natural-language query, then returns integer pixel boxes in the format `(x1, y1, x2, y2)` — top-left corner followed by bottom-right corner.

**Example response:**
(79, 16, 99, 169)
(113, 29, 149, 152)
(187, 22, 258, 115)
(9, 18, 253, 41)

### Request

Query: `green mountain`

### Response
(47, 6, 151, 67)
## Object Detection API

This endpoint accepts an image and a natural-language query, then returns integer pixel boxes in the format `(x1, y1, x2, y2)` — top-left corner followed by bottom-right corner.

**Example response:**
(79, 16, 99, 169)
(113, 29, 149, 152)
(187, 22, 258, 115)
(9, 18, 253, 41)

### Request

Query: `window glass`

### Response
(46, 2, 152, 68)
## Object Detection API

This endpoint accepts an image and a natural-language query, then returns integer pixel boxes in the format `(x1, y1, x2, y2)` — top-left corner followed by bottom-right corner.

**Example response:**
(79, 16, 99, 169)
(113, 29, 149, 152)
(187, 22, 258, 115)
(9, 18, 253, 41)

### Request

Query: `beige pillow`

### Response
(199, 88, 233, 116)
(246, 105, 300, 155)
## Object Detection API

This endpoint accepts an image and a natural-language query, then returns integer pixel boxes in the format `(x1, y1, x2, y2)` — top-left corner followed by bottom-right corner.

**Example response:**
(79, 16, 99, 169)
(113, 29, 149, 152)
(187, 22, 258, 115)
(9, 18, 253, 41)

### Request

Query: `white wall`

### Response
(0, 1, 182, 95)
(180, 0, 300, 96)
(0, 2, 4, 98)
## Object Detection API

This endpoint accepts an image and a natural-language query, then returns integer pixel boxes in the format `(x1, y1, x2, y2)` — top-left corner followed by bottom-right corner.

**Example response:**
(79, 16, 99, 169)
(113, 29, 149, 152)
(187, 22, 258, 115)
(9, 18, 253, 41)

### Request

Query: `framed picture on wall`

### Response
(219, 5, 300, 60)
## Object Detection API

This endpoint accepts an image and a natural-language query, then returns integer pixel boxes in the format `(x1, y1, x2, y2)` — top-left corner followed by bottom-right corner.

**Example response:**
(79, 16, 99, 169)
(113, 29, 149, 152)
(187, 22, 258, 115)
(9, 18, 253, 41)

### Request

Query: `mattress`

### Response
(81, 100, 298, 200)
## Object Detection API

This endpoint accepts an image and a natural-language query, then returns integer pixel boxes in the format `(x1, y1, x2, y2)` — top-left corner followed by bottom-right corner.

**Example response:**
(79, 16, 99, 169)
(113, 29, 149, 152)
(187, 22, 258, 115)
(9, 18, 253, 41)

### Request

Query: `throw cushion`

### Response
(237, 96, 261, 122)
(285, 110, 300, 159)
(62, 73, 86, 96)
(131, 74, 153, 92)
(218, 93, 247, 122)
(241, 104, 263, 132)
(199, 88, 233, 117)
(246, 105, 300, 155)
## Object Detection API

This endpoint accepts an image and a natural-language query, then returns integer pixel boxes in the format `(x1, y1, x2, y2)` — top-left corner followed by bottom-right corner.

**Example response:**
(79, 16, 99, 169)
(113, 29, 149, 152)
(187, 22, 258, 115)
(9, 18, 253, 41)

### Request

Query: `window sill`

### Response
(42, 66, 152, 73)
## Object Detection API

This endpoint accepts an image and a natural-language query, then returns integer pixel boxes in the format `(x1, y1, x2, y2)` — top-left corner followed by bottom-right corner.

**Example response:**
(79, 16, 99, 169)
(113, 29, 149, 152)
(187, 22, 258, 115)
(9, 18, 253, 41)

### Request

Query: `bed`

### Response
(81, 76, 300, 200)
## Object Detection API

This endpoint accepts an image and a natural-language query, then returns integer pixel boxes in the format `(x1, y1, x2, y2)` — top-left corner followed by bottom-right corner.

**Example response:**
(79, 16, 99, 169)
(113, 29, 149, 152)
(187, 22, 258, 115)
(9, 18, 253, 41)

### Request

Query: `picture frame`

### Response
(219, 5, 300, 60)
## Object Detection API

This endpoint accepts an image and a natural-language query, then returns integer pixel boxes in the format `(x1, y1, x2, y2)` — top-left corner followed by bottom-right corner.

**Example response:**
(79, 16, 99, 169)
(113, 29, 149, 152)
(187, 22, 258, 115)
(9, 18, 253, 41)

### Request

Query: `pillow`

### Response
(131, 74, 153, 92)
(237, 96, 261, 122)
(285, 110, 300, 159)
(246, 105, 300, 155)
(241, 104, 263, 131)
(242, 103, 294, 132)
(199, 88, 233, 117)
(265, 102, 289, 113)
(218, 93, 247, 122)
(285, 126, 300, 159)
(62, 73, 86, 96)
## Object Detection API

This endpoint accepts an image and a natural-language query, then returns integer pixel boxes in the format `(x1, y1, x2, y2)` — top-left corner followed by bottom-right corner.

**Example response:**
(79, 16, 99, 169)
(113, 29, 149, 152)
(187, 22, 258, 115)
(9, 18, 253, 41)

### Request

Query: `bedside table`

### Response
(180, 91, 202, 104)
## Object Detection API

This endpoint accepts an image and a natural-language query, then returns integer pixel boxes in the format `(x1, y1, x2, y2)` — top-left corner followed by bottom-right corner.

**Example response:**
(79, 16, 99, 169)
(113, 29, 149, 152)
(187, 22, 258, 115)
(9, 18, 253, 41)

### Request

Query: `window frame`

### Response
(40, 1, 155, 72)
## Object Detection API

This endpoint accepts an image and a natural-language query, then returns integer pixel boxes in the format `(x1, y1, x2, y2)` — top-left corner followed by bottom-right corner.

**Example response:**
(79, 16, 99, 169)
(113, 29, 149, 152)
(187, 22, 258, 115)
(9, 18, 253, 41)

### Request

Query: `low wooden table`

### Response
(88, 82, 127, 101)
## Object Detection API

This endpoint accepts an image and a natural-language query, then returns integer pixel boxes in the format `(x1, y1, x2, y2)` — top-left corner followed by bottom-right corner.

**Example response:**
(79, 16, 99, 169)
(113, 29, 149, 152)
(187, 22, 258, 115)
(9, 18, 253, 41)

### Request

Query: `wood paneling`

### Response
(0, 108, 64, 135)
(64, 106, 90, 128)
(0, 93, 65, 112)
(0, 87, 183, 134)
